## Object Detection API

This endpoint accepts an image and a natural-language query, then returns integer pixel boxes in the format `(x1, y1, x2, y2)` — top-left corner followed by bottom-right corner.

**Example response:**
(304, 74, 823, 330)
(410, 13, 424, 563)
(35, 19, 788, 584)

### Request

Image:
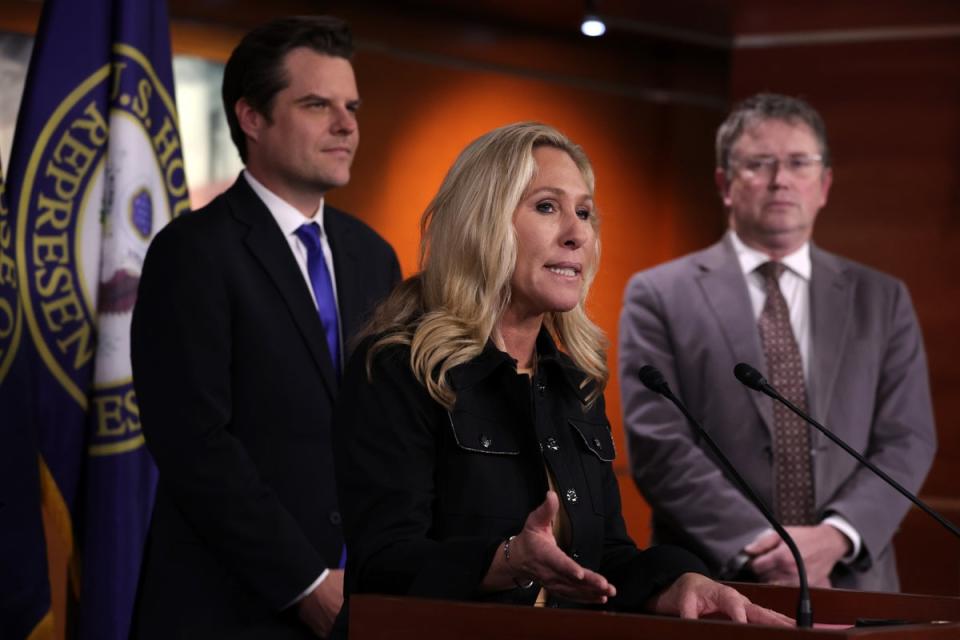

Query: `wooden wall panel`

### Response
(730, 35, 960, 496)
(895, 502, 960, 595)
(729, 32, 960, 593)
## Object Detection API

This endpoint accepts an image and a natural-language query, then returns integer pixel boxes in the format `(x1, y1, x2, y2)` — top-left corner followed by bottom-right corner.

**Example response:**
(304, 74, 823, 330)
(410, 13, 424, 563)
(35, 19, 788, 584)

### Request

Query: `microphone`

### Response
(733, 362, 769, 393)
(734, 362, 960, 541)
(637, 365, 813, 628)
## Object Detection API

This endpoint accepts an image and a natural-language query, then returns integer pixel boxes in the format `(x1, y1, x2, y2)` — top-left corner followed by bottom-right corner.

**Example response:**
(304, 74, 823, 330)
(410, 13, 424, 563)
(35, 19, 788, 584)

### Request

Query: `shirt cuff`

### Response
(822, 515, 862, 563)
(284, 569, 330, 610)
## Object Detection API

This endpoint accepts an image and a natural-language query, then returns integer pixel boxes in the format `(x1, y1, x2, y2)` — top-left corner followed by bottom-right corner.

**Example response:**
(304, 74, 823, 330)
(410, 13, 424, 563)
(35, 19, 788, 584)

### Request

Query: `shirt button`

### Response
(544, 437, 559, 452)
(565, 489, 578, 504)
(329, 511, 342, 525)
(592, 437, 602, 449)
(536, 381, 547, 394)
(480, 434, 492, 449)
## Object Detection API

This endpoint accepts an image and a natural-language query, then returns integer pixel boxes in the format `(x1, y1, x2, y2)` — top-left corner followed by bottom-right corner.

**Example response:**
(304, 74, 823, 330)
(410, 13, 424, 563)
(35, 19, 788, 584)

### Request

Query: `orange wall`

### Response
(166, 6, 960, 597)
(334, 18, 960, 587)
(1, 11, 729, 635)
(326, 46, 726, 546)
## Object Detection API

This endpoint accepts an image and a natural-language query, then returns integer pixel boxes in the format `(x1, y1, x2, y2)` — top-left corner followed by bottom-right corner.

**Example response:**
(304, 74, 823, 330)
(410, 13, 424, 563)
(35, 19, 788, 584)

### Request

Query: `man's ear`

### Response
(818, 166, 834, 209)
(235, 98, 263, 143)
(714, 167, 732, 208)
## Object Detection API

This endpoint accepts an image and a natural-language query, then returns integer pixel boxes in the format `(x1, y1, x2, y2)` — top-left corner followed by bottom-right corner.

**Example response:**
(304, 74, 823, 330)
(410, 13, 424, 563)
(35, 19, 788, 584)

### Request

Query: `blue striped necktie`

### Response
(295, 222, 340, 376)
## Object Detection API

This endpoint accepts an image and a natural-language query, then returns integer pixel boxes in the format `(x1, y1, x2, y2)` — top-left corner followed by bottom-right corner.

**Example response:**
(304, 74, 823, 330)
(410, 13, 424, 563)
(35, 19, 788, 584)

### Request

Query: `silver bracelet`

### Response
(503, 535, 535, 589)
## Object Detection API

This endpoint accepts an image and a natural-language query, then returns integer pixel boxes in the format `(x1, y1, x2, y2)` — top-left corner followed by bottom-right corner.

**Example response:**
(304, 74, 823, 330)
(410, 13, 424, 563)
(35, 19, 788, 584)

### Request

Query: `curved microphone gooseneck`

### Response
(637, 365, 813, 628)
(734, 362, 960, 541)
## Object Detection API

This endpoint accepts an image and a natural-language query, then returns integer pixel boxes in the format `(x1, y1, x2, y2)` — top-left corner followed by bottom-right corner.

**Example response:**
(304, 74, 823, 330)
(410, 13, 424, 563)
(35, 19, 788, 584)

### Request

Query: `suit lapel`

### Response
(226, 177, 339, 397)
(808, 245, 852, 423)
(695, 238, 774, 433)
(324, 207, 363, 343)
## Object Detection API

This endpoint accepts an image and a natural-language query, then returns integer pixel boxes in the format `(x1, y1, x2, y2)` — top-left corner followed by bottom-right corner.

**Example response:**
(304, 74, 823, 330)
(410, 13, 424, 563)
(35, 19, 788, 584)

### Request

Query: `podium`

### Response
(350, 584, 960, 639)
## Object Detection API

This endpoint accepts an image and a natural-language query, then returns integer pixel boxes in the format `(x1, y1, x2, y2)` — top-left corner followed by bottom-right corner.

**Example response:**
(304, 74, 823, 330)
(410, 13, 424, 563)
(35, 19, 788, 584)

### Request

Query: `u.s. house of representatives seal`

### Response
(16, 43, 189, 456)
(0, 164, 20, 382)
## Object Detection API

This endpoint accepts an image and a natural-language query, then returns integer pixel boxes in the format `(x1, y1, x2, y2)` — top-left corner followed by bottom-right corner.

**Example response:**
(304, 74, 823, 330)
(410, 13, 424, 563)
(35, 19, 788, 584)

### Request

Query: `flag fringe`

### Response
(38, 455, 80, 597)
(26, 609, 54, 640)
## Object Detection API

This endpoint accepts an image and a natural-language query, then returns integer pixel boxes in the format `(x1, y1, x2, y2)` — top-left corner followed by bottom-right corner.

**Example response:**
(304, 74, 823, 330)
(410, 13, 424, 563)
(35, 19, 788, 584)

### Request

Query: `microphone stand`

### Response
(734, 362, 960, 541)
(638, 366, 814, 628)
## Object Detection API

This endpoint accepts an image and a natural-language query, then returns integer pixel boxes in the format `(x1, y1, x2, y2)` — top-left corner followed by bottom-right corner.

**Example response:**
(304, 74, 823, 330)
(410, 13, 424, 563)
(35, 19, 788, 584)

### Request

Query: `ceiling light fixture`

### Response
(580, 1, 606, 37)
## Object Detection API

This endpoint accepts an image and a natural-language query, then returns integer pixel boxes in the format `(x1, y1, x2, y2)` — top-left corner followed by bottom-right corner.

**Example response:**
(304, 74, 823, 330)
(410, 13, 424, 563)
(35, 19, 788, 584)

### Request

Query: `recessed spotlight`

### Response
(581, 15, 606, 37)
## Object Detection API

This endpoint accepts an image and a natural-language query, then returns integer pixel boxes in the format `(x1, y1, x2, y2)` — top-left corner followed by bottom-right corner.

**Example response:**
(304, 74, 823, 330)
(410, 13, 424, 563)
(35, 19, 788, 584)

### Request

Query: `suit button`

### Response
(480, 434, 492, 449)
(544, 437, 559, 452)
(565, 489, 578, 504)
(536, 381, 547, 395)
(592, 437, 602, 449)
(329, 511, 342, 525)
(571, 551, 580, 560)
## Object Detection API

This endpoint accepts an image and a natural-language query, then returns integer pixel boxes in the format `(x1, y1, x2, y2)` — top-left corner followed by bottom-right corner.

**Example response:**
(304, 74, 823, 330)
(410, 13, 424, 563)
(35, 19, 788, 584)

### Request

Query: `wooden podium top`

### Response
(730, 582, 960, 625)
(349, 584, 960, 639)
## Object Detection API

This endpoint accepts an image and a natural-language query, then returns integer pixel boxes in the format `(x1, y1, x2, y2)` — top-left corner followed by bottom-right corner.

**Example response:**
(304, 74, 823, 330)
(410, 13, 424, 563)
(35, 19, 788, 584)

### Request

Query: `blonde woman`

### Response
(333, 122, 791, 624)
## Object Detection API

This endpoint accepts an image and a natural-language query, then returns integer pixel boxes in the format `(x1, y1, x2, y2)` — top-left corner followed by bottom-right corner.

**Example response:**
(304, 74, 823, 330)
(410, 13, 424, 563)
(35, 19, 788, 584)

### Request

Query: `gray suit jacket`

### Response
(618, 235, 936, 592)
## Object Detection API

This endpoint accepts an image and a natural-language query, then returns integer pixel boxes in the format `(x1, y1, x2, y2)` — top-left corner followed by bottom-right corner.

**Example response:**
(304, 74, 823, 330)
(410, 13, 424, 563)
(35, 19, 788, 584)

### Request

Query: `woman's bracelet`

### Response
(503, 535, 535, 589)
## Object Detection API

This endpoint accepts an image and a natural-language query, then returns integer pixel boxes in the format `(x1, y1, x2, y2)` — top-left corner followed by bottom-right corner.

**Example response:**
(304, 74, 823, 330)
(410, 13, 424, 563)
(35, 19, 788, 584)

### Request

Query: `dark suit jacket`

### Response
(130, 176, 400, 638)
(618, 235, 936, 592)
(333, 330, 707, 616)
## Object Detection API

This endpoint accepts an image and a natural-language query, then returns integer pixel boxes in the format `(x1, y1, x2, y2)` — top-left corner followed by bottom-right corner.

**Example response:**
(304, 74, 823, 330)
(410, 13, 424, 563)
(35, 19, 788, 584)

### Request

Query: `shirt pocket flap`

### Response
(447, 411, 521, 455)
(568, 418, 616, 462)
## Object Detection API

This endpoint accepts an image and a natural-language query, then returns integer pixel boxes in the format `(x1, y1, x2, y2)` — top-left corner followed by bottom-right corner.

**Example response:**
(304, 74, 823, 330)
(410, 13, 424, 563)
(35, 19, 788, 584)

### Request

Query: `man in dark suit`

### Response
(618, 93, 936, 592)
(131, 17, 400, 638)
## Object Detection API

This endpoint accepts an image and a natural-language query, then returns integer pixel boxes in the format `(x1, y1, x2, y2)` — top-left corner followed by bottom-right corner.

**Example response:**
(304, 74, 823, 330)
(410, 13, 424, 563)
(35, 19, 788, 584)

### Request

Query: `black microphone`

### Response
(733, 362, 769, 394)
(637, 365, 813, 628)
(734, 362, 960, 541)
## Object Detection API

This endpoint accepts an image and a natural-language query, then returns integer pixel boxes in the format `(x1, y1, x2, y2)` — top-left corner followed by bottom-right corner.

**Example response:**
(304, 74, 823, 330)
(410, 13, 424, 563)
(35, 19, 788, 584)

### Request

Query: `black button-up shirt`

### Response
(333, 329, 706, 611)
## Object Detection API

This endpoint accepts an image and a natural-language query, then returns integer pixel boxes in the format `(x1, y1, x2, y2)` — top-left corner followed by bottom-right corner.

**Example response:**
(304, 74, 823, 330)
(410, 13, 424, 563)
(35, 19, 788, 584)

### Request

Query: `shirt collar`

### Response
(446, 327, 593, 403)
(728, 230, 811, 281)
(243, 169, 325, 237)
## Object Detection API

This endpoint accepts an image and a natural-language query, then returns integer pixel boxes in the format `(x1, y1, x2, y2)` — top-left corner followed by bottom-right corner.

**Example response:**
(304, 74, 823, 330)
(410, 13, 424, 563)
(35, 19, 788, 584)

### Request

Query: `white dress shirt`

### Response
(243, 170, 334, 604)
(729, 231, 861, 564)
(244, 170, 343, 369)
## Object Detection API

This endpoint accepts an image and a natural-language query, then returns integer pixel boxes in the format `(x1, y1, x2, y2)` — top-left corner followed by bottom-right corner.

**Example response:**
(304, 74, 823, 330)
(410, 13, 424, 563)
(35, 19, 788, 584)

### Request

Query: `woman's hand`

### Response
(646, 572, 794, 626)
(481, 491, 616, 603)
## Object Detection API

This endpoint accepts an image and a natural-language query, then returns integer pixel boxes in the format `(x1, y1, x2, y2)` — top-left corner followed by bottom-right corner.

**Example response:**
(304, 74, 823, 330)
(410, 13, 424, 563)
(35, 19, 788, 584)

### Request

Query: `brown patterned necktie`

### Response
(756, 261, 816, 525)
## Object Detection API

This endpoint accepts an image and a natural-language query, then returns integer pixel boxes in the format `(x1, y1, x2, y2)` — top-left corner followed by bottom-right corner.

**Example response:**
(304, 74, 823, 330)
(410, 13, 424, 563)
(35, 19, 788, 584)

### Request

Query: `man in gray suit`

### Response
(618, 93, 936, 592)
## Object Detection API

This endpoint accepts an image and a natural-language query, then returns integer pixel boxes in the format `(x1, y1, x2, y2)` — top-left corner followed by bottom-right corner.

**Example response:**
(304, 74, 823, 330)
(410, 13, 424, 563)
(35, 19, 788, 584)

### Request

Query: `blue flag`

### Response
(1, 154, 54, 639)
(3, 0, 189, 637)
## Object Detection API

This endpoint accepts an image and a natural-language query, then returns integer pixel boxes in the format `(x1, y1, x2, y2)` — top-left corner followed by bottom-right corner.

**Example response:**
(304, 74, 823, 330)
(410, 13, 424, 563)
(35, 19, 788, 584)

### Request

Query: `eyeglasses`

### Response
(730, 154, 825, 181)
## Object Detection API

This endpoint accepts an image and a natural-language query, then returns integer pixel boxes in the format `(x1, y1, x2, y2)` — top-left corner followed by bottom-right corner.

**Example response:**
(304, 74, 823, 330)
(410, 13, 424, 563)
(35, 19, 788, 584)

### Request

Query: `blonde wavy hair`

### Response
(364, 122, 608, 408)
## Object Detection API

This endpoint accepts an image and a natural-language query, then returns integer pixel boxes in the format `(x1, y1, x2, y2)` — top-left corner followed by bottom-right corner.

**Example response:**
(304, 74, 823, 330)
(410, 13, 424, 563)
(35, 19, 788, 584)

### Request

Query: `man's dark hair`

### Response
(222, 16, 353, 162)
(715, 93, 831, 174)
